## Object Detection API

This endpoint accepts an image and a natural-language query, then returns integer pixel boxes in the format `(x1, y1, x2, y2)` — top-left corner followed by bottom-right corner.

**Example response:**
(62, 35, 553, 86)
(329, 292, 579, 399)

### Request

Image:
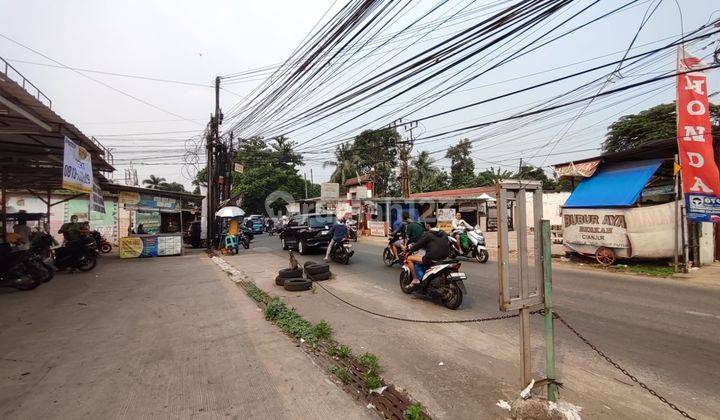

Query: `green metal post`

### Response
(542, 220, 558, 402)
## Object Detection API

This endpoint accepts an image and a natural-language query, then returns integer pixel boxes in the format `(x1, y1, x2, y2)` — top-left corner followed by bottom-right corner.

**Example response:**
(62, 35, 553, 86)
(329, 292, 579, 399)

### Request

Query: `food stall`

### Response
(116, 190, 184, 258)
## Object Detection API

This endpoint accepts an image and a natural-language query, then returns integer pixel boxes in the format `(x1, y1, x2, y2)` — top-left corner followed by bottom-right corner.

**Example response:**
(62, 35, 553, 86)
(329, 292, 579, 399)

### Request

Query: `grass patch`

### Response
(327, 343, 352, 359)
(404, 402, 428, 420)
(330, 366, 351, 384)
(312, 321, 333, 341)
(247, 284, 270, 304)
(612, 263, 675, 277)
(358, 352, 383, 375)
(364, 372, 382, 389)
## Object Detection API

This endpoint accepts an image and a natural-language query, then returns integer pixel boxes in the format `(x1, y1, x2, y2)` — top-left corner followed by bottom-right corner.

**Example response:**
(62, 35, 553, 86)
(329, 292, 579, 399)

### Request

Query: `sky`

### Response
(1, 0, 719, 190)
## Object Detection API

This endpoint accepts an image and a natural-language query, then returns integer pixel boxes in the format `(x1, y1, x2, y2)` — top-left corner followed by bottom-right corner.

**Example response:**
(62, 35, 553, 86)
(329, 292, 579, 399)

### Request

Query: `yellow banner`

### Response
(119, 191, 140, 205)
(119, 237, 143, 258)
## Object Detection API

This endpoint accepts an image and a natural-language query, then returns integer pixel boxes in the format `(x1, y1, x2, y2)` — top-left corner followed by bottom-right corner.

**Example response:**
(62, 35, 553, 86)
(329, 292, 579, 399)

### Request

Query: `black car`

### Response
(279, 213, 337, 254)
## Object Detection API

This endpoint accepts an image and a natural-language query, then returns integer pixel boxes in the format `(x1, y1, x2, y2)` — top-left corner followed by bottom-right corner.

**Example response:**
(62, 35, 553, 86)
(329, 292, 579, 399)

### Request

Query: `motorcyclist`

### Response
(324, 217, 349, 261)
(404, 219, 451, 286)
(389, 212, 410, 261)
(450, 212, 472, 252)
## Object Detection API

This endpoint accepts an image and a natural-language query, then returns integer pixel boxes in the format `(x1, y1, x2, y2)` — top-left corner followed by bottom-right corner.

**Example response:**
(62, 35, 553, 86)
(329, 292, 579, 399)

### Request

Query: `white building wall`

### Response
(698, 222, 715, 266)
(525, 192, 570, 228)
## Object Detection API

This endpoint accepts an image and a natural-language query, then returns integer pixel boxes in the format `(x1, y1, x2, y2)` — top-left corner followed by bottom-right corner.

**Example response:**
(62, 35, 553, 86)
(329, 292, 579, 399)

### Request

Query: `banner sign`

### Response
(321, 183, 340, 200)
(91, 181, 106, 214)
(676, 48, 720, 222)
(62, 137, 93, 193)
(562, 208, 630, 249)
(368, 221, 386, 236)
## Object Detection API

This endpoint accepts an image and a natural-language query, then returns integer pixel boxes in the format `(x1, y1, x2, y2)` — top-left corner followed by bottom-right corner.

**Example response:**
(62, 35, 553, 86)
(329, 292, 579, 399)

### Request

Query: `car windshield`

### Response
(308, 215, 336, 228)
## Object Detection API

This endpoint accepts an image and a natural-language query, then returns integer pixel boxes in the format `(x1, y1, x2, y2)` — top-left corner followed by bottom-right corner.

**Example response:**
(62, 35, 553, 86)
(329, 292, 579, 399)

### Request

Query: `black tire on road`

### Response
(303, 261, 318, 268)
(15, 274, 40, 291)
(298, 240, 308, 255)
(283, 278, 312, 292)
(305, 263, 330, 275)
(308, 271, 331, 281)
(78, 256, 97, 272)
(275, 275, 286, 286)
(242, 238, 250, 249)
(399, 270, 413, 294)
(383, 248, 394, 267)
(281, 238, 289, 250)
(278, 267, 303, 278)
(441, 283, 463, 310)
(475, 248, 489, 264)
(100, 243, 112, 254)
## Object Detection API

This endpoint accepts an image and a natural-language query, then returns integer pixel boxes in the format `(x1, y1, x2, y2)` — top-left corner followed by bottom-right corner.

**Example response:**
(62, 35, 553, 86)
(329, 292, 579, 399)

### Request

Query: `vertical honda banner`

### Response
(676, 48, 720, 222)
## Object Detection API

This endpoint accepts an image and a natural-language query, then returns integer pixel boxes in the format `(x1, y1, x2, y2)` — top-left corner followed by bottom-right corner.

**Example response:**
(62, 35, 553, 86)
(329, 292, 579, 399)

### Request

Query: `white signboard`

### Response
(91, 180, 106, 214)
(234, 163, 244, 173)
(368, 221, 386, 237)
(62, 136, 93, 194)
(436, 208, 456, 221)
(321, 183, 340, 200)
(562, 208, 629, 249)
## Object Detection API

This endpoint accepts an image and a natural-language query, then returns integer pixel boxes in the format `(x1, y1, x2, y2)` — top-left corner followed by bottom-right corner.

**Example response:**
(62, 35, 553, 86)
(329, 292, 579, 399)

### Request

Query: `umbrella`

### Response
(215, 206, 245, 218)
(477, 193, 496, 201)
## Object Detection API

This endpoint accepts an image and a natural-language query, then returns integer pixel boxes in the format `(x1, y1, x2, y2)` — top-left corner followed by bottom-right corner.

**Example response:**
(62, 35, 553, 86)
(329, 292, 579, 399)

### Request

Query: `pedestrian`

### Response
(13, 218, 31, 250)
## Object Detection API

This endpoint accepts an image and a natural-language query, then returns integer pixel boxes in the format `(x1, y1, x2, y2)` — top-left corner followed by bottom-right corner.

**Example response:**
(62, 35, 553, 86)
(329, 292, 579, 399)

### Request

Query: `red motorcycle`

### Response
(90, 230, 112, 254)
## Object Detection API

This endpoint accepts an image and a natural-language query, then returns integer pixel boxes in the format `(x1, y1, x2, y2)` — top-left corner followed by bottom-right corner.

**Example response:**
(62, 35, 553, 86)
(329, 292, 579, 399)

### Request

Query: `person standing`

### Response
(58, 215, 81, 244)
(13, 218, 31, 250)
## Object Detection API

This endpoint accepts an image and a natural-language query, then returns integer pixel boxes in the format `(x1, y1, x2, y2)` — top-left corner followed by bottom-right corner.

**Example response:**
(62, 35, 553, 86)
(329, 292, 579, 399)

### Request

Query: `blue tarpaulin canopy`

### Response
(564, 159, 663, 208)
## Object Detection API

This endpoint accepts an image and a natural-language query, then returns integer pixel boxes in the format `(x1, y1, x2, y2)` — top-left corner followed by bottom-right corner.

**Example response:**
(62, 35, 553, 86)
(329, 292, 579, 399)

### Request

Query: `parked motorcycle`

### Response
(448, 227, 489, 263)
(0, 244, 46, 290)
(329, 238, 354, 264)
(382, 233, 403, 267)
(399, 255, 467, 309)
(90, 230, 112, 254)
(53, 237, 99, 272)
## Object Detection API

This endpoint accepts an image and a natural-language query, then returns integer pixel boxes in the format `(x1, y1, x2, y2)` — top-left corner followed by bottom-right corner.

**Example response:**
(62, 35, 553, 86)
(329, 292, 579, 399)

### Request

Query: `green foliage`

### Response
(603, 102, 720, 153)
(337, 344, 351, 359)
(514, 164, 558, 191)
(231, 136, 319, 214)
(312, 320, 333, 341)
(142, 174, 166, 189)
(264, 298, 287, 320)
(403, 403, 428, 420)
(358, 352, 383, 375)
(157, 181, 188, 192)
(476, 167, 513, 186)
(247, 284, 270, 304)
(409, 151, 449, 193)
(330, 366, 351, 384)
(446, 139, 476, 188)
(363, 372, 382, 389)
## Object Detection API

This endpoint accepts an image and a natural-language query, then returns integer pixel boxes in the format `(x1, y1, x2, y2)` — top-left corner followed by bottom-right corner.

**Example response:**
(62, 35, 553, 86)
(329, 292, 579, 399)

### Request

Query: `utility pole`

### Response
(389, 119, 417, 198)
(304, 173, 308, 199)
(206, 76, 222, 250)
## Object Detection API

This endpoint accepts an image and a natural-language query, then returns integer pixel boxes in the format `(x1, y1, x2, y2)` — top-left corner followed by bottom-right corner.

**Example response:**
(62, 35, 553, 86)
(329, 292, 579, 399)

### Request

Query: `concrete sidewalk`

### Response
(0, 252, 372, 419)
(673, 261, 720, 286)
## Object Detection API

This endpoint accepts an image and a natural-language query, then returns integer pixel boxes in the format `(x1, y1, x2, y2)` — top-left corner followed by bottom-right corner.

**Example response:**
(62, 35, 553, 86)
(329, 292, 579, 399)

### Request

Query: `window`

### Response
(308, 215, 336, 228)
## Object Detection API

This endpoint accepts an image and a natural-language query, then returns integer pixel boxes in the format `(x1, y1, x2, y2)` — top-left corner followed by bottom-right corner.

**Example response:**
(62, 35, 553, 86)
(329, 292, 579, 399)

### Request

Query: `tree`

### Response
(351, 128, 399, 197)
(409, 151, 449, 192)
(445, 138, 476, 188)
(143, 175, 166, 189)
(324, 143, 358, 187)
(603, 102, 720, 153)
(269, 136, 303, 168)
(157, 182, 188, 193)
(513, 164, 572, 191)
(476, 167, 513, 186)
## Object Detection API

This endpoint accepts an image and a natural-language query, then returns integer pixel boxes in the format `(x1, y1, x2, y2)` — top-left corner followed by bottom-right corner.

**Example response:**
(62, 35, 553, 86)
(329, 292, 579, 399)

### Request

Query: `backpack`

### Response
(405, 221, 425, 243)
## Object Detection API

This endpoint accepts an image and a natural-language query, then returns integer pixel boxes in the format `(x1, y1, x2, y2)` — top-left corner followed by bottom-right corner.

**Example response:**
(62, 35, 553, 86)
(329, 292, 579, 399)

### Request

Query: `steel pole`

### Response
(542, 220, 558, 402)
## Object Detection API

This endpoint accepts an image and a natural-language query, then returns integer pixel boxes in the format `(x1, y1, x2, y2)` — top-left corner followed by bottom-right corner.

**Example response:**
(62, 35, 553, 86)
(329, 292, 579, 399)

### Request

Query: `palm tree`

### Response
(143, 174, 166, 189)
(323, 143, 358, 185)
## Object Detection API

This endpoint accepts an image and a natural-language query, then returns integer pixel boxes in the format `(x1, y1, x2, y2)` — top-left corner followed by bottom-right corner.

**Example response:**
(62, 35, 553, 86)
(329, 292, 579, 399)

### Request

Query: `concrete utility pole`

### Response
(206, 76, 222, 250)
(389, 119, 418, 198)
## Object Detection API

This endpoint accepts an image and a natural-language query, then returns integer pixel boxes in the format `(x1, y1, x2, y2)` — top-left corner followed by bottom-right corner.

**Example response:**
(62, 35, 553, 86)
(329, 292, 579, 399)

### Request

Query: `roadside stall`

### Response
(117, 190, 183, 258)
(561, 158, 680, 265)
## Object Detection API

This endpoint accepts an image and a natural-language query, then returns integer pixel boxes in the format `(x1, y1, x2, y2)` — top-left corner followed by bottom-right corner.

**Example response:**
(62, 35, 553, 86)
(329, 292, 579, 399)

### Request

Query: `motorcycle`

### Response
(0, 244, 47, 290)
(329, 237, 354, 264)
(90, 230, 112, 254)
(347, 221, 358, 242)
(448, 227, 489, 263)
(399, 255, 467, 310)
(382, 233, 403, 267)
(53, 237, 99, 272)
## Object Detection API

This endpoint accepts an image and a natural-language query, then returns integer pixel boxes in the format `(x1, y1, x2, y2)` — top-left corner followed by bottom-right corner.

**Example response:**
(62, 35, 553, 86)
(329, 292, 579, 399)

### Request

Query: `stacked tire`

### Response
(275, 267, 310, 291)
(304, 261, 331, 281)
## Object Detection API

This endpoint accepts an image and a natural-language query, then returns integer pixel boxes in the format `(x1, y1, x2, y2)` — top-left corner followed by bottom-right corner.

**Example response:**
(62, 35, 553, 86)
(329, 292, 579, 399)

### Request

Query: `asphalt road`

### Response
(250, 233, 720, 418)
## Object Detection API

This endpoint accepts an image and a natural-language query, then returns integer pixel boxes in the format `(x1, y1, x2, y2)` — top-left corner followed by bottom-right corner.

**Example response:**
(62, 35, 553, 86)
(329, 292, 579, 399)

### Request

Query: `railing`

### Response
(0, 56, 52, 108)
(91, 136, 114, 166)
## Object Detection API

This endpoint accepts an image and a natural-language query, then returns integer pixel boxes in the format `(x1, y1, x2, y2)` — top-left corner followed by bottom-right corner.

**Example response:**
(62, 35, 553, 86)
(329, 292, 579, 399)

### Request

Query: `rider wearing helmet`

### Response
(404, 219, 450, 286)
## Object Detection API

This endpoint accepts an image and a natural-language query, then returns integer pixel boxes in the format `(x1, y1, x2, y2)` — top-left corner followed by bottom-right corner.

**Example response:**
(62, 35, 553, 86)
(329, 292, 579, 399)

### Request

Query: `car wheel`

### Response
(281, 238, 289, 250)
(298, 240, 308, 255)
(283, 278, 312, 292)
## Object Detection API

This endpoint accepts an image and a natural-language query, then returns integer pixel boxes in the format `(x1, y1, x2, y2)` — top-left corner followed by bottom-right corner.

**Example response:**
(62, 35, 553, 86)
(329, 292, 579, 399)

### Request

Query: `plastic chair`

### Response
(224, 234, 239, 254)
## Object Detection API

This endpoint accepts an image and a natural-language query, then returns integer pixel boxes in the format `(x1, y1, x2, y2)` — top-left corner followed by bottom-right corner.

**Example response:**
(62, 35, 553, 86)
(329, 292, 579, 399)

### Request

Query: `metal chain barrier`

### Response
(312, 279, 696, 419)
(551, 311, 697, 420)
(313, 280, 526, 323)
